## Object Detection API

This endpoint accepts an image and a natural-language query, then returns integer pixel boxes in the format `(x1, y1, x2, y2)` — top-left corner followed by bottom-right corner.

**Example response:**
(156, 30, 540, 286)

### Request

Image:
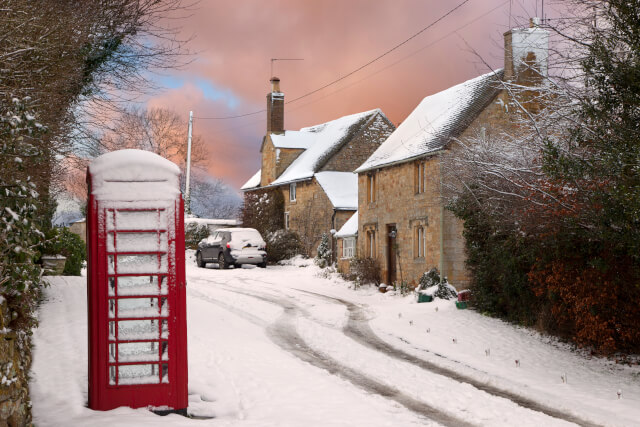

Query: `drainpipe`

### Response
(439, 206, 444, 283)
(439, 158, 444, 283)
(331, 209, 337, 265)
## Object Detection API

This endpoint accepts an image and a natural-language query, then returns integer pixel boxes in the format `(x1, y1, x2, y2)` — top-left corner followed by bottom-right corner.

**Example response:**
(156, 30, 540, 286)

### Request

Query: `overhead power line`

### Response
(285, 0, 471, 105)
(194, 0, 472, 120)
(193, 0, 508, 138)
(284, 0, 510, 117)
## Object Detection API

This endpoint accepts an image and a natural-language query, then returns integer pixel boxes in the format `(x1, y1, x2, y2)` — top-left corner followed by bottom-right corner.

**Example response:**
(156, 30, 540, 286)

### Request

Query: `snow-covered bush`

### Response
(267, 229, 304, 263)
(240, 188, 284, 237)
(396, 280, 412, 296)
(37, 228, 86, 276)
(315, 232, 332, 268)
(277, 254, 312, 267)
(343, 257, 381, 286)
(185, 223, 209, 249)
(1, 97, 46, 329)
(418, 268, 457, 300)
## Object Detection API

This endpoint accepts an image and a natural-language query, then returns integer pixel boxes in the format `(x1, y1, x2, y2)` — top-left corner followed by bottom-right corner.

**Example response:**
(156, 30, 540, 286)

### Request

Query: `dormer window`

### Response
(290, 182, 297, 201)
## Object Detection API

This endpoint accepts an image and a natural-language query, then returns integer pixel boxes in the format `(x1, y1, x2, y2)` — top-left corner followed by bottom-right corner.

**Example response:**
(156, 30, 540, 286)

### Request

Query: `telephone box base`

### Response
(152, 407, 188, 417)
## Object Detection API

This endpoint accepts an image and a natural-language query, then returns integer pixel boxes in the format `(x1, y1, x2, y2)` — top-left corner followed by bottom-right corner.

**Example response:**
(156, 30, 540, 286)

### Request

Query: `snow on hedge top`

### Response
(335, 211, 358, 238)
(240, 169, 261, 190)
(185, 217, 237, 227)
(271, 109, 382, 185)
(315, 171, 358, 210)
(356, 70, 503, 172)
(89, 149, 181, 201)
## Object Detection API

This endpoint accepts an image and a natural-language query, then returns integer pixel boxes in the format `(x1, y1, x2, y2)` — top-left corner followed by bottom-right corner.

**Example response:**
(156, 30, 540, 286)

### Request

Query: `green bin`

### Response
(455, 301, 468, 309)
(416, 293, 433, 303)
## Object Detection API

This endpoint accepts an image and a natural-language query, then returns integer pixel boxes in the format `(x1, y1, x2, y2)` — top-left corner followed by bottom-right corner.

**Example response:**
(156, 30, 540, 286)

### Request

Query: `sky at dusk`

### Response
(145, 0, 555, 191)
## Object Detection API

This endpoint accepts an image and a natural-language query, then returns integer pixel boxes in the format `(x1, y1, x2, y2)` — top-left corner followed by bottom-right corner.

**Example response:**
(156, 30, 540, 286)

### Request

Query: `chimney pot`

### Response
(270, 76, 281, 93)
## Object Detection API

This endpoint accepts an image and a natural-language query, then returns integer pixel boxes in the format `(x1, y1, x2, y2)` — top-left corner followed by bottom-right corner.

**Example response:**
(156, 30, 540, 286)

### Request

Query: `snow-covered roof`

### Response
(88, 149, 181, 201)
(271, 109, 384, 185)
(335, 211, 358, 238)
(356, 70, 503, 172)
(270, 131, 316, 149)
(315, 172, 358, 210)
(241, 169, 261, 190)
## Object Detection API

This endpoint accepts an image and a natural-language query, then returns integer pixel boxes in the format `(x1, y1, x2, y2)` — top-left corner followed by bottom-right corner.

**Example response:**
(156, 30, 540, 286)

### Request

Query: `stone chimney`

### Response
(503, 17, 549, 82)
(267, 77, 284, 134)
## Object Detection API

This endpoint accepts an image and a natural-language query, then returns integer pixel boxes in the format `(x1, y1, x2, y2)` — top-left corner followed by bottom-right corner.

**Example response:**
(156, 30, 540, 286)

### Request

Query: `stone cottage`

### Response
(343, 19, 549, 288)
(241, 77, 395, 256)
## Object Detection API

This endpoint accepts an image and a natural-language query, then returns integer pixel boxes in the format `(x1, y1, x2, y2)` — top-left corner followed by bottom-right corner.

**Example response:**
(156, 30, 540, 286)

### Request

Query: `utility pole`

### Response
(185, 110, 193, 213)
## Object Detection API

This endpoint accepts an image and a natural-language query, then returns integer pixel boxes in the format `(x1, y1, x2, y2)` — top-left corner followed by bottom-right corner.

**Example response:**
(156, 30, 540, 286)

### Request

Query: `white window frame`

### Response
(285, 212, 290, 230)
(366, 230, 376, 258)
(342, 237, 355, 259)
(416, 161, 426, 194)
(290, 182, 296, 202)
(416, 226, 425, 258)
(367, 173, 376, 203)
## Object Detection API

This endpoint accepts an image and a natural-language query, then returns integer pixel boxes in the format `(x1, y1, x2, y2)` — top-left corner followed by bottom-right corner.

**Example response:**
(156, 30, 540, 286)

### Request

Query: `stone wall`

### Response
(0, 300, 31, 427)
(358, 157, 460, 287)
(283, 179, 335, 257)
(69, 220, 86, 243)
(260, 136, 275, 187)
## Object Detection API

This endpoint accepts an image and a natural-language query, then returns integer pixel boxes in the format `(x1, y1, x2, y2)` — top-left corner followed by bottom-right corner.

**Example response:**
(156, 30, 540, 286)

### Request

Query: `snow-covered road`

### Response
(30, 253, 640, 426)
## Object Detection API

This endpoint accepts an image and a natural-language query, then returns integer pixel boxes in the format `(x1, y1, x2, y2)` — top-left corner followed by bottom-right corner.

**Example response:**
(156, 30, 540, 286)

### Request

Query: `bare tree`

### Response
(188, 170, 241, 219)
(1, 0, 194, 231)
(90, 106, 208, 166)
(295, 198, 325, 256)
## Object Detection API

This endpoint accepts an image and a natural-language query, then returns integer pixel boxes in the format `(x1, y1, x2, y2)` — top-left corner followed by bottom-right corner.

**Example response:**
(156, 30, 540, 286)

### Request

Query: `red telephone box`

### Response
(86, 149, 187, 413)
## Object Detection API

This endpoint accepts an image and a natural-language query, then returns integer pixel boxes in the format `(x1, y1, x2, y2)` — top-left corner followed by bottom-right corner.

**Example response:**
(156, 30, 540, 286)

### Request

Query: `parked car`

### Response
(196, 228, 267, 269)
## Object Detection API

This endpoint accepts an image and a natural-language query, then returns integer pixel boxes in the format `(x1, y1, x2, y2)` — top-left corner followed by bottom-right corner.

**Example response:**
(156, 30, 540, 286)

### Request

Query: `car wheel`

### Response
(218, 253, 229, 269)
(258, 262, 267, 268)
(196, 252, 205, 268)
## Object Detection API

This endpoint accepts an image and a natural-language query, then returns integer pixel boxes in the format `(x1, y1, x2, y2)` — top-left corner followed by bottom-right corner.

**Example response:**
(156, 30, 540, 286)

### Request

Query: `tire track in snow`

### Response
(267, 304, 474, 427)
(294, 289, 602, 427)
(187, 287, 267, 328)
(190, 282, 473, 426)
(191, 274, 598, 426)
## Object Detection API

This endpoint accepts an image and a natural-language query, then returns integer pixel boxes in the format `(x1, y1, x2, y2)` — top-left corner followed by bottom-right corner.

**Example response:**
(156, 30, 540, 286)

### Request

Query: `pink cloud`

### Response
(150, 0, 543, 190)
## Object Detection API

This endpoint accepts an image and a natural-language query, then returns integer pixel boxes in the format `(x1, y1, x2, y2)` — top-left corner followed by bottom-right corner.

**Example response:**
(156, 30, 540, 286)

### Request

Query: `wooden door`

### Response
(387, 224, 397, 285)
